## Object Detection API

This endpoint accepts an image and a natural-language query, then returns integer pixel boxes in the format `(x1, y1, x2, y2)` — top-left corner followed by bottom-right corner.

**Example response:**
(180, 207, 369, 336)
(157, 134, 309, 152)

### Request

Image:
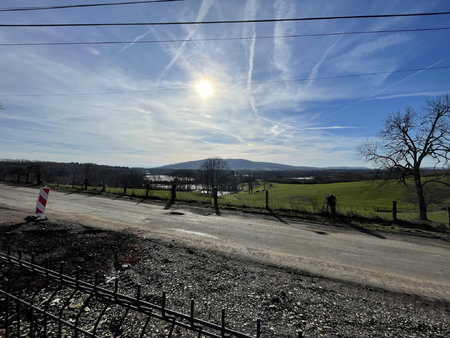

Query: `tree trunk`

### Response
(413, 170, 427, 221)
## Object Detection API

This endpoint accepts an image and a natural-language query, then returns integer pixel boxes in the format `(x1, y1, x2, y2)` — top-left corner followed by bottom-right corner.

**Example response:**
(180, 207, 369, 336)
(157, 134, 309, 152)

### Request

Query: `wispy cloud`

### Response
(371, 90, 450, 100)
(117, 28, 154, 54)
(326, 59, 448, 118)
(243, 0, 258, 116)
(305, 37, 341, 89)
(157, 0, 214, 82)
(1, 1, 448, 167)
(272, 0, 295, 79)
(366, 59, 448, 98)
(299, 126, 358, 130)
(344, 33, 411, 60)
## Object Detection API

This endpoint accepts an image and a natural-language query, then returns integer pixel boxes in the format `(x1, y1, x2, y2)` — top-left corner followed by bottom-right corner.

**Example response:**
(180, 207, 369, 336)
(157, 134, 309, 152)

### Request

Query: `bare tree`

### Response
(198, 157, 229, 195)
(359, 95, 450, 221)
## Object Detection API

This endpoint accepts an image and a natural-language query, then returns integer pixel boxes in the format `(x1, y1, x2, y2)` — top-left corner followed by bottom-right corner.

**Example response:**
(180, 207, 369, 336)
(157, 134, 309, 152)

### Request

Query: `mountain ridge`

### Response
(151, 158, 366, 171)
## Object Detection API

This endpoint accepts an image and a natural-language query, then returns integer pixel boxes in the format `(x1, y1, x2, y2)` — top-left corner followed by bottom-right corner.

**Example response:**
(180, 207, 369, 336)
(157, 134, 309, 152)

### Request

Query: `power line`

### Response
(1, 11, 450, 28)
(254, 65, 450, 86)
(0, 1, 183, 12)
(2, 65, 449, 97)
(1, 26, 449, 47)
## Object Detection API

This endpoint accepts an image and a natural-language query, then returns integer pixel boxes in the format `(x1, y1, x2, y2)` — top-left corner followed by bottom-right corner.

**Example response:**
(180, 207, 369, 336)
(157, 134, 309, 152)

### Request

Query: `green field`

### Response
(51, 178, 450, 226)
(221, 180, 450, 224)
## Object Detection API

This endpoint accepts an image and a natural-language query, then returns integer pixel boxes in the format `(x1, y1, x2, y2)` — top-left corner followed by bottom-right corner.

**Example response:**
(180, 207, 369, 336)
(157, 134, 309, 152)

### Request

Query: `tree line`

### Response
(1, 157, 377, 196)
(0, 161, 146, 189)
(0, 159, 241, 193)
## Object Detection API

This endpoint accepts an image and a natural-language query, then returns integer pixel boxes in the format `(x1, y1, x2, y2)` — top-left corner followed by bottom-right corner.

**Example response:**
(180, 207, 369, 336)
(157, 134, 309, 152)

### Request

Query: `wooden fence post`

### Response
(84, 178, 88, 190)
(102, 180, 106, 192)
(265, 191, 269, 210)
(392, 201, 397, 221)
(169, 184, 176, 205)
(447, 207, 450, 227)
(123, 183, 127, 196)
(146, 183, 149, 198)
(213, 187, 220, 215)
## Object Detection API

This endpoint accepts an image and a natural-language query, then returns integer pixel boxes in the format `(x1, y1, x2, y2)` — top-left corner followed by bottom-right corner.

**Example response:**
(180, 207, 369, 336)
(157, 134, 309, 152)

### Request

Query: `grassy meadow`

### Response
(51, 178, 450, 226)
(221, 180, 450, 224)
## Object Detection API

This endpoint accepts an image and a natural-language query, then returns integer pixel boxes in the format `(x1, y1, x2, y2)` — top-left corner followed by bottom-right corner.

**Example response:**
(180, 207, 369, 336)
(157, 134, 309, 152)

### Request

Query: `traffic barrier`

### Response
(35, 186, 50, 219)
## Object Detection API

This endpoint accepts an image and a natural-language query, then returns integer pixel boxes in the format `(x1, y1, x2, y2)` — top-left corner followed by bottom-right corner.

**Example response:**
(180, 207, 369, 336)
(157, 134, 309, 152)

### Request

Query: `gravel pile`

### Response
(0, 220, 449, 337)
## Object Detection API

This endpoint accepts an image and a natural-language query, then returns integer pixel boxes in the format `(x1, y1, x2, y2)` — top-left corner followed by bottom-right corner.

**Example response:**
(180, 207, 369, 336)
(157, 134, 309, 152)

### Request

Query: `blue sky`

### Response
(0, 0, 449, 167)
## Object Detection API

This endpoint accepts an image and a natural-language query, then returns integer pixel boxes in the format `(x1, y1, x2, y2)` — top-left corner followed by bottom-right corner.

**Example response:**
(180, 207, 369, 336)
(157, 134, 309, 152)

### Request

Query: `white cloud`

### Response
(371, 90, 450, 100)
(243, 0, 258, 116)
(345, 33, 412, 59)
(157, 0, 215, 82)
(300, 126, 358, 130)
(117, 28, 154, 54)
(86, 47, 101, 56)
(305, 37, 341, 89)
(271, 0, 295, 78)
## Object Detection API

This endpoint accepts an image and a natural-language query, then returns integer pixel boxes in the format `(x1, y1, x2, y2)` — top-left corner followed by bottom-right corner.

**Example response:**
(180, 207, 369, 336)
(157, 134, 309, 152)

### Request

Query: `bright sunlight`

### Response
(196, 80, 214, 98)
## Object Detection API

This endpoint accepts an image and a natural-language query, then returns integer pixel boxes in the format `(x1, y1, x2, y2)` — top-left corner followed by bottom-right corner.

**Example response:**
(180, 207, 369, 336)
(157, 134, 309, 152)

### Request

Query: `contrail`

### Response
(306, 36, 342, 89)
(117, 28, 154, 54)
(327, 58, 447, 118)
(245, 0, 258, 117)
(158, 0, 213, 83)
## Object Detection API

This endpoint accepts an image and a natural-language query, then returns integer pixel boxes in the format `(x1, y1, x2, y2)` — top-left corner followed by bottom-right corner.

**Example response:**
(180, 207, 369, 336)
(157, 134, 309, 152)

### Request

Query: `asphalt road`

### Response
(1, 183, 449, 301)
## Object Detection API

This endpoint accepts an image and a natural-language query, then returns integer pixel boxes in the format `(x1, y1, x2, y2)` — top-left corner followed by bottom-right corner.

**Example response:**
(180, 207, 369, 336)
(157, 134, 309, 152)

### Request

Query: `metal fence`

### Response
(1, 250, 286, 337)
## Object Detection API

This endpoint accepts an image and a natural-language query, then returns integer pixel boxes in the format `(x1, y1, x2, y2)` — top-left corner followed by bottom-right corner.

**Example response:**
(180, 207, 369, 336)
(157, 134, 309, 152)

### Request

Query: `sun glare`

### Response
(196, 80, 213, 98)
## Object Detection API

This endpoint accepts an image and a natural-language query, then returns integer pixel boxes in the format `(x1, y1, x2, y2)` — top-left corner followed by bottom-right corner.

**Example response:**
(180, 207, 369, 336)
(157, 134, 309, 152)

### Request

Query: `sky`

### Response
(0, 0, 449, 168)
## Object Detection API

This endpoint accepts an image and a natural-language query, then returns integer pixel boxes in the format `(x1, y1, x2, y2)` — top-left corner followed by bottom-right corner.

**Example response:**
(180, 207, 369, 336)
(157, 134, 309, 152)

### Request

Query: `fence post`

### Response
(169, 184, 176, 205)
(123, 183, 127, 196)
(84, 178, 88, 190)
(447, 207, 450, 227)
(392, 201, 397, 221)
(145, 184, 149, 198)
(265, 191, 269, 210)
(102, 180, 106, 192)
(213, 187, 220, 215)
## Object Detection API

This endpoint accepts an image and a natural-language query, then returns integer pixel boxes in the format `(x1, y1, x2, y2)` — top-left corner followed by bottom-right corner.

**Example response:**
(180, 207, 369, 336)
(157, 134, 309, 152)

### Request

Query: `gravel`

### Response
(1, 219, 449, 337)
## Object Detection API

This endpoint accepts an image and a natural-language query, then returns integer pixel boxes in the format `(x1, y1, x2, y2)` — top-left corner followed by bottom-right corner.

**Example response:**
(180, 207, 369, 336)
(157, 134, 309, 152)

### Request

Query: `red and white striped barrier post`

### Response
(35, 186, 50, 219)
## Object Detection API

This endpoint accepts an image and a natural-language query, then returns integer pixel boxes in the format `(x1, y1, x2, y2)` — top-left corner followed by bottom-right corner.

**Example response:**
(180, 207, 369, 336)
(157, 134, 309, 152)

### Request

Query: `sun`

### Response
(196, 80, 213, 98)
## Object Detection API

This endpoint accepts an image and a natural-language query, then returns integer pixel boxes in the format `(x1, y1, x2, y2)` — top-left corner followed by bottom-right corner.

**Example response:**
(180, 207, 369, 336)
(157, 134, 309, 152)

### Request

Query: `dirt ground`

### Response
(1, 208, 449, 337)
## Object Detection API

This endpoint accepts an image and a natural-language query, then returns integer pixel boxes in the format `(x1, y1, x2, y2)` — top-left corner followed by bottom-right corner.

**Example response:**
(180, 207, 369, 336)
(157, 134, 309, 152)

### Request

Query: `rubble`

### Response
(1, 220, 449, 337)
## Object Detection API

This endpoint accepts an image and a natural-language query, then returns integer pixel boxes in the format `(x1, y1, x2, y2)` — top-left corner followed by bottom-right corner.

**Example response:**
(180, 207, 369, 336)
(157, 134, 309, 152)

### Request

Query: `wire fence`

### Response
(1, 250, 301, 337)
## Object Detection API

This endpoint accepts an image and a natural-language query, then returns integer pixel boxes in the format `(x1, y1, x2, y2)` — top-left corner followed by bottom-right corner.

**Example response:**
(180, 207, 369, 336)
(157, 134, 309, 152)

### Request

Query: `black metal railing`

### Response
(1, 250, 289, 337)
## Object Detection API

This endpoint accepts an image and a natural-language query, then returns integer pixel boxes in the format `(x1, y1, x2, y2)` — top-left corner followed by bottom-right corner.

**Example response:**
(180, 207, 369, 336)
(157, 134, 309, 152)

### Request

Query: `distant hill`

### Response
(152, 158, 318, 171)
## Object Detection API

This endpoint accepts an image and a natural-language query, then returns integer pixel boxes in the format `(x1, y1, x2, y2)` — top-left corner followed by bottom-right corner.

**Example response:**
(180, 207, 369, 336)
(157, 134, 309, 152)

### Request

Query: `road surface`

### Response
(1, 183, 449, 301)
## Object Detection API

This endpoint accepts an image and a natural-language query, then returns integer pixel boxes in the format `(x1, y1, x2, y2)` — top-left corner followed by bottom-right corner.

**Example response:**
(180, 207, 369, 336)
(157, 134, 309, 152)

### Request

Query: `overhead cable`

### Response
(254, 65, 450, 86)
(0, 0, 183, 12)
(1, 11, 450, 28)
(2, 65, 449, 97)
(0, 26, 449, 47)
